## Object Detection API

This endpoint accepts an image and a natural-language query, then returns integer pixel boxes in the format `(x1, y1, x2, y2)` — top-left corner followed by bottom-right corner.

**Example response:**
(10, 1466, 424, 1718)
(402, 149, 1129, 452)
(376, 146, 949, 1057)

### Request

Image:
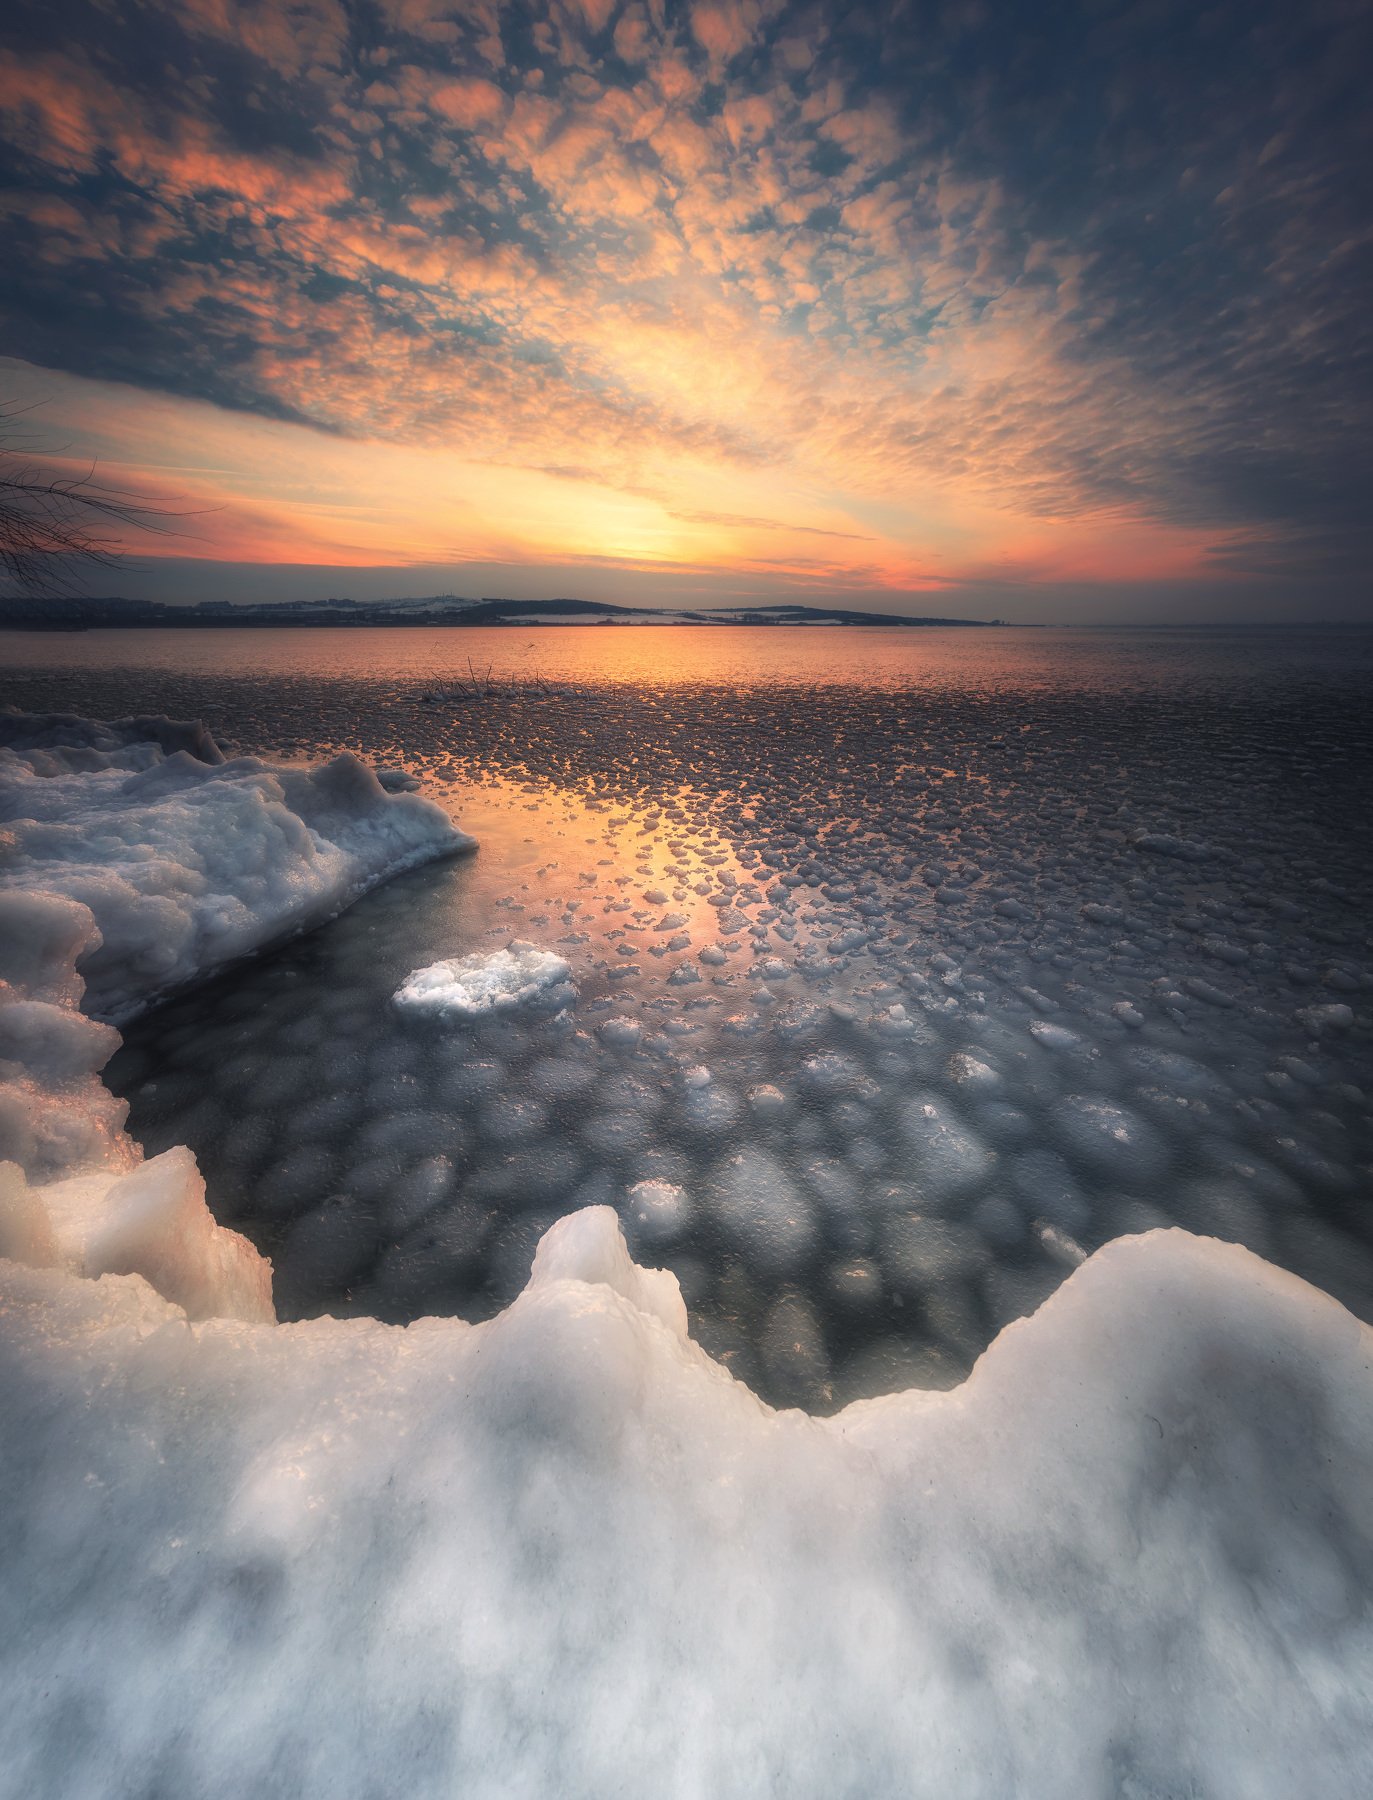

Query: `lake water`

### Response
(4, 623, 1371, 1408)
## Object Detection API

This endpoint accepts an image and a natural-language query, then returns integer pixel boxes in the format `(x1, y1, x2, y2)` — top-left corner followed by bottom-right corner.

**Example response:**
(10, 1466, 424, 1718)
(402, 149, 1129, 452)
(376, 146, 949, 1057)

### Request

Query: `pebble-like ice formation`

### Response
(2, 707, 1372, 1792)
(395, 941, 574, 1017)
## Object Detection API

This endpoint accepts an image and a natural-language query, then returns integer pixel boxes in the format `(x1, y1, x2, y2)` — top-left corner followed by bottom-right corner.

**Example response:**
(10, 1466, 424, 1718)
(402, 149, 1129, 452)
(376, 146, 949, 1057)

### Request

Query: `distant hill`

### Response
(0, 594, 1000, 631)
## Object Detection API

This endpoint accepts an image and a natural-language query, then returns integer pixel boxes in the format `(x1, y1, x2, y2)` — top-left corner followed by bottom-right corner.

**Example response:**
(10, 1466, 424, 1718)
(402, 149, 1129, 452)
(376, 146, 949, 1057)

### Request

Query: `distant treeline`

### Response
(0, 594, 998, 631)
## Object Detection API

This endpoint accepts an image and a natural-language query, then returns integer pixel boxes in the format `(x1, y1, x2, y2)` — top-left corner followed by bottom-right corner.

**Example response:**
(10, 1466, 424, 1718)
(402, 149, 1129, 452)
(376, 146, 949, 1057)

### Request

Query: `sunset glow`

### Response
(1, 0, 1368, 617)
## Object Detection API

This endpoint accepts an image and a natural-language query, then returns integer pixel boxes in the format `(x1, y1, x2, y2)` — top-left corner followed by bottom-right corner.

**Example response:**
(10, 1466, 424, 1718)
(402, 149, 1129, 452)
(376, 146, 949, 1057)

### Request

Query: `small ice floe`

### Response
(395, 941, 573, 1018)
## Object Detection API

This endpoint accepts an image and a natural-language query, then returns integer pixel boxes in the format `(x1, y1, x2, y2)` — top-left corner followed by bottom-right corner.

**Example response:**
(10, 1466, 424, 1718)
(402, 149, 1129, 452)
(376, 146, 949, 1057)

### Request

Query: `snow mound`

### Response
(0, 709, 474, 1023)
(395, 941, 574, 1017)
(1, 1211, 1371, 1796)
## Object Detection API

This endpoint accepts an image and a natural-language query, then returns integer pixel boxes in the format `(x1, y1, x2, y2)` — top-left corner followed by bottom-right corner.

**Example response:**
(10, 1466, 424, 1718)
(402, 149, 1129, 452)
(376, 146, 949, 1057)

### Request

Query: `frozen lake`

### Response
(5, 624, 1370, 1409)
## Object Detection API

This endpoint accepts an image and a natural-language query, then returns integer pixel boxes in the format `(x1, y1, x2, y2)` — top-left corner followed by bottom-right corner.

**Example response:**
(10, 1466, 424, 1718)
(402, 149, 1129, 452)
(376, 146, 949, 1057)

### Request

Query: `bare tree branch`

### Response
(0, 399, 197, 597)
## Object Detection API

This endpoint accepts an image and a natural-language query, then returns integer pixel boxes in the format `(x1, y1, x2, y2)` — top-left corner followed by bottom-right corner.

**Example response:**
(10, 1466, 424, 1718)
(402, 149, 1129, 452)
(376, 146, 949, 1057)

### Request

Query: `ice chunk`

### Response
(1051, 1094, 1170, 1184)
(747, 1083, 788, 1117)
(1297, 1003, 1354, 1034)
(899, 1093, 996, 1209)
(528, 1203, 687, 1338)
(708, 1147, 817, 1274)
(395, 942, 573, 1017)
(760, 1292, 831, 1406)
(34, 1145, 272, 1322)
(623, 1178, 692, 1247)
(599, 1016, 644, 1048)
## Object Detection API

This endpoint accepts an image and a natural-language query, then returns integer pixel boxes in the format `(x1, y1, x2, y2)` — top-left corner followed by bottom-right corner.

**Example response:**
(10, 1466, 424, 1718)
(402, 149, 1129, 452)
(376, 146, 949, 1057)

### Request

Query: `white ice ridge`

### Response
(395, 940, 574, 1017)
(0, 709, 475, 1024)
(0, 1211, 1370, 1796)
(0, 712, 472, 1324)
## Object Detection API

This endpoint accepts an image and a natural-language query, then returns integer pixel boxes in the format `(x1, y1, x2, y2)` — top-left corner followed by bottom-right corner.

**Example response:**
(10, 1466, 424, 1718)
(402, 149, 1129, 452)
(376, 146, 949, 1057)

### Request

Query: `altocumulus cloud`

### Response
(0, 0, 1369, 613)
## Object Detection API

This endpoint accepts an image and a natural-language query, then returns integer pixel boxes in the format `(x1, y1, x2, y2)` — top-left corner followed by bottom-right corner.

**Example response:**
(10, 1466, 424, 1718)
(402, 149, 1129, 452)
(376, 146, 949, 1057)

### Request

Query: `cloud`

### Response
(0, 0, 1368, 615)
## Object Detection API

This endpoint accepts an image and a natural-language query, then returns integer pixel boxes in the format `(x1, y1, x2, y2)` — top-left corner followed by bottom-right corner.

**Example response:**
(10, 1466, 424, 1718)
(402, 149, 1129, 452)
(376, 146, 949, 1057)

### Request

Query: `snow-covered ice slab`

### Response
(1, 1209, 1371, 1797)
(395, 940, 573, 1017)
(0, 712, 473, 1324)
(0, 709, 474, 1023)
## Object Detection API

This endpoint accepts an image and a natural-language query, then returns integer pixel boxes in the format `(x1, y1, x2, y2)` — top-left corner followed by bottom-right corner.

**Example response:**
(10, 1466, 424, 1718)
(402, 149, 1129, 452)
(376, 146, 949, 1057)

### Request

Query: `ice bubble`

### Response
(1028, 1020, 1090, 1054)
(598, 1016, 643, 1048)
(277, 1195, 379, 1299)
(525, 1056, 598, 1100)
(579, 1113, 649, 1157)
(357, 1110, 457, 1161)
(380, 1155, 458, 1234)
(1008, 1149, 1090, 1233)
(803, 1158, 860, 1211)
(708, 1147, 816, 1275)
(477, 1096, 549, 1145)
(880, 1211, 990, 1291)
(835, 1334, 966, 1399)
(970, 1192, 1026, 1250)
(373, 1200, 490, 1301)
(826, 1257, 884, 1310)
(799, 1052, 866, 1096)
(981, 1259, 1064, 1329)
(395, 941, 573, 1018)
(971, 1101, 1035, 1149)
(760, 1293, 831, 1407)
(624, 1178, 692, 1247)
(899, 1094, 996, 1208)
(1297, 1002, 1355, 1034)
(253, 1145, 343, 1217)
(1125, 1046, 1233, 1103)
(681, 1077, 740, 1135)
(1172, 1178, 1272, 1253)
(434, 1058, 506, 1104)
(1050, 1094, 1170, 1184)
(747, 1083, 788, 1118)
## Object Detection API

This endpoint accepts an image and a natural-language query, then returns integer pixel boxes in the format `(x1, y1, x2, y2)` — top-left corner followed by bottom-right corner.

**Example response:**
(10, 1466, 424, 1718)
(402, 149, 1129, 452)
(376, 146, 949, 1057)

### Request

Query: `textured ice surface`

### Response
(0, 681, 1371, 1792)
(396, 941, 573, 1017)
(1, 1214, 1372, 1798)
(48, 635, 1365, 1411)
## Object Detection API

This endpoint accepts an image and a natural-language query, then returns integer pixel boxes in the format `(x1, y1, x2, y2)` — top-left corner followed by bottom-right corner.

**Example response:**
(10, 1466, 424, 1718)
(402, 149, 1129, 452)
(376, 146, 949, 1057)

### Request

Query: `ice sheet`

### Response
(1, 706, 1370, 1794)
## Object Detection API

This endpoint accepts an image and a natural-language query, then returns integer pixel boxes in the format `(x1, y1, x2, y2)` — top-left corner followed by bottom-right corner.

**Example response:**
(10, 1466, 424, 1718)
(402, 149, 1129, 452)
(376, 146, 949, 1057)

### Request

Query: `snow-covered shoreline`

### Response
(0, 711, 473, 1320)
(0, 710, 476, 1025)
(1, 712, 1370, 1796)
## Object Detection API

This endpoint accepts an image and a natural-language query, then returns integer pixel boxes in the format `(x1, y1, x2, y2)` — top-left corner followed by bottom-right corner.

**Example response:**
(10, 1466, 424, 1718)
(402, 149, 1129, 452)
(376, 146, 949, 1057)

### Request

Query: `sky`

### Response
(0, 0, 1369, 621)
